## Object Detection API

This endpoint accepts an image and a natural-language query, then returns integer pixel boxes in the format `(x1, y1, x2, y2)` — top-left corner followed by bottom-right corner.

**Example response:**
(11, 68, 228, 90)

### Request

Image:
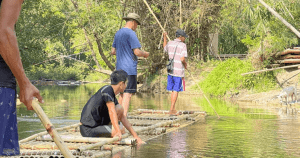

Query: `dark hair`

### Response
(110, 70, 128, 85)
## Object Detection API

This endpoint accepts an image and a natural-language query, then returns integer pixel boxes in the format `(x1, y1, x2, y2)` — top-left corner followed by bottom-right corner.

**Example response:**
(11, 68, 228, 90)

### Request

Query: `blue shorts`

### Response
(167, 75, 183, 92)
(0, 87, 19, 156)
(124, 75, 137, 93)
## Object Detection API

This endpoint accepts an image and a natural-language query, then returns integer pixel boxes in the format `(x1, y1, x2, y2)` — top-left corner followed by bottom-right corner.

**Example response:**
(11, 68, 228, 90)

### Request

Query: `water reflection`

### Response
(17, 84, 201, 140)
(16, 84, 300, 157)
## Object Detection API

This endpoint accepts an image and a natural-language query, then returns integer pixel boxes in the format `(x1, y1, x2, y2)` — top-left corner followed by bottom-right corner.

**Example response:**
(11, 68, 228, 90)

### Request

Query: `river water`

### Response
(16, 84, 300, 157)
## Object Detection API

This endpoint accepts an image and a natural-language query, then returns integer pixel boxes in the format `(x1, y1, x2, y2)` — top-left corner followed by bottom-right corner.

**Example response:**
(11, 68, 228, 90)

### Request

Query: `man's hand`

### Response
(135, 136, 145, 144)
(114, 131, 122, 141)
(19, 82, 43, 110)
(163, 32, 168, 37)
(143, 51, 150, 58)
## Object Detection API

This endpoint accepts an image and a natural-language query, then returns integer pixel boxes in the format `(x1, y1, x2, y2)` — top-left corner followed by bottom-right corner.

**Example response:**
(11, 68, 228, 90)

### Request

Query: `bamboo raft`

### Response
(5, 109, 206, 158)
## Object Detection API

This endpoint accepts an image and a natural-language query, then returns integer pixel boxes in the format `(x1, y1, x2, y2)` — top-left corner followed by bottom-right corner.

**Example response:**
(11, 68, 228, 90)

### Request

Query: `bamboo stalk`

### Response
(36, 135, 136, 145)
(20, 150, 81, 156)
(158, 18, 168, 49)
(180, 0, 182, 27)
(142, 0, 171, 41)
(128, 116, 177, 120)
(241, 64, 300, 76)
(77, 113, 197, 152)
(20, 143, 80, 150)
(19, 123, 81, 143)
(136, 109, 203, 115)
(258, 0, 300, 38)
(186, 69, 220, 119)
(30, 100, 74, 158)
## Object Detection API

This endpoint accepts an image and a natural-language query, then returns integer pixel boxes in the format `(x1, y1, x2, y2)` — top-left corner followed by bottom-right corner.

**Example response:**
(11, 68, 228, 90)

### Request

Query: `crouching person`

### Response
(80, 70, 143, 144)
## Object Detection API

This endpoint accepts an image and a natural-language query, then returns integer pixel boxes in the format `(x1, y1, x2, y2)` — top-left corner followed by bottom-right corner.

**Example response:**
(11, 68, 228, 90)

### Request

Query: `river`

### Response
(16, 84, 300, 157)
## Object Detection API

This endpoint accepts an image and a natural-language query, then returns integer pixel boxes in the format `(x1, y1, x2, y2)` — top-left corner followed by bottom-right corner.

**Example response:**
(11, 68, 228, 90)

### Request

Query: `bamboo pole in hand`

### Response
(31, 100, 74, 158)
(142, 0, 171, 41)
(186, 69, 220, 119)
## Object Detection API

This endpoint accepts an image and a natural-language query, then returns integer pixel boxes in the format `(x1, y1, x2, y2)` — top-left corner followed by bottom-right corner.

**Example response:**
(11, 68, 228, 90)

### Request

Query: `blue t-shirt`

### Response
(112, 28, 141, 75)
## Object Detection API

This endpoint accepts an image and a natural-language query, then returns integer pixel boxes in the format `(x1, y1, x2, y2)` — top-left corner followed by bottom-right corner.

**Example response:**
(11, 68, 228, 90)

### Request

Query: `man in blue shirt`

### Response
(111, 13, 149, 116)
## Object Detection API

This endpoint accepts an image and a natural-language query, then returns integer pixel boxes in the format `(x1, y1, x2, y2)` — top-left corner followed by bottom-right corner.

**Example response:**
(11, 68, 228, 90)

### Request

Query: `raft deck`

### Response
(5, 109, 206, 158)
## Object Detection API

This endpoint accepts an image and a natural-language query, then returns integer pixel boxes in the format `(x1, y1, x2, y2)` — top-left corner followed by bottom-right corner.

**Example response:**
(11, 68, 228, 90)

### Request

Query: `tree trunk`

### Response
(93, 32, 115, 71)
(83, 28, 102, 70)
(70, 0, 102, 70)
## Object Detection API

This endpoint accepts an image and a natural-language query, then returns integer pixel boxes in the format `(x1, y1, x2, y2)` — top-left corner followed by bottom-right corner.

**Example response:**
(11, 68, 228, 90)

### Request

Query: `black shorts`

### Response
(124, 75, 137, 93)
(80, 125, 112, 137)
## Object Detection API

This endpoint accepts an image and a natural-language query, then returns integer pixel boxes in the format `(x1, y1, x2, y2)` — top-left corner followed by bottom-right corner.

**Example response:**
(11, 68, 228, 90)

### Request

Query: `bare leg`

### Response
(170, 91, 178, 114)
(121, 93, 132, 116)
(111, 104, 126, 137)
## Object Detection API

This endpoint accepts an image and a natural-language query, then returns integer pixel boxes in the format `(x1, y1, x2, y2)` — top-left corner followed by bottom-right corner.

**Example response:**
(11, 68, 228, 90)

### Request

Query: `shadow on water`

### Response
(17, 84, 300, 157)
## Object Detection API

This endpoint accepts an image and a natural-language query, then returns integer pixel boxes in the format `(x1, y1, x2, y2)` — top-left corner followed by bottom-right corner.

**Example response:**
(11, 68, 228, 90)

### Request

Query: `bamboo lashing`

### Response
(31, 100, 74, 158)
(77, 113, 198, 152)
(142, 0, 171, 41)
(186, 69, 220, 119)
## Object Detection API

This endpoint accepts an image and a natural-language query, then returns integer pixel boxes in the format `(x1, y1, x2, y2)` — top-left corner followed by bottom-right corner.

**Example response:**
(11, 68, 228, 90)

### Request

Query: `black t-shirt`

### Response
(80, 85, 119, 128)
(0, 0, 17, 89)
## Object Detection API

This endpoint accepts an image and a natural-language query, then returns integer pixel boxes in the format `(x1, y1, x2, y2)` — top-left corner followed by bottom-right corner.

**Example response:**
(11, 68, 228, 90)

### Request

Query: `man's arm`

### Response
(180, 57, 187, 69)
(106, 101, 122, 140)
(111, 47, 116, 55)
(0, 0, 43, 110)
(133, 48, 149, 58)
(121, 115, 144, 144)
(163, 32, 168, 49)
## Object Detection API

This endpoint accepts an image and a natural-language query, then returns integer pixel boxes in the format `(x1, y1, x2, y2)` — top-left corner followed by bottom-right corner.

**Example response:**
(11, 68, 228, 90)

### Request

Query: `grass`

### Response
(193, 58, 278, 97)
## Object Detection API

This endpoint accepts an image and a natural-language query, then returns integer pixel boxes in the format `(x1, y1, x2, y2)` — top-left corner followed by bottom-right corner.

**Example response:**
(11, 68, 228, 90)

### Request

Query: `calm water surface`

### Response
(16, 84, 300, 157)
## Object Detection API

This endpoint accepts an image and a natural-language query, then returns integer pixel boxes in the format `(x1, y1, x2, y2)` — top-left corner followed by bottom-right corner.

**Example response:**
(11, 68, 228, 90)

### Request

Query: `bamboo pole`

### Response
(30, 100, 74, 158)
(180, 0, 182, 27)
(19, 123, 81, 143)
(20, 150, 81, 156)
(77, 113, 197, 152)
(258, 0, 300, 38)
(158, 18, 168, 49)
(186, 69, 220, 119)
(241, 64, 300, 76)
(142, 0, 171, 41)
(36, 135, 136, 145)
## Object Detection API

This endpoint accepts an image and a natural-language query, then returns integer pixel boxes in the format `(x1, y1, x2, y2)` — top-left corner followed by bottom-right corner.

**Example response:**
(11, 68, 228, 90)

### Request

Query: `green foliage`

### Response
(84, 72, 109, 82)
(199, 58, 277, 96)
(27, 63, 89, 81)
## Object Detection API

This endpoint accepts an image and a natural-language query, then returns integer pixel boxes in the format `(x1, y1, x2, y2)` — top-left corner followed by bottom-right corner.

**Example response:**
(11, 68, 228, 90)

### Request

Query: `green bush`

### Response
(199, 58, 277, 96)
(27, 63, 89, 81)
(84, 72, 109, 82)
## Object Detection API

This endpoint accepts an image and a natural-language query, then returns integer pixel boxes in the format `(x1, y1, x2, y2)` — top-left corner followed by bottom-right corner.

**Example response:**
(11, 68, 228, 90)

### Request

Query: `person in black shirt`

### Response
(80, 70, 143, 144)
(0, 0, 43, 156)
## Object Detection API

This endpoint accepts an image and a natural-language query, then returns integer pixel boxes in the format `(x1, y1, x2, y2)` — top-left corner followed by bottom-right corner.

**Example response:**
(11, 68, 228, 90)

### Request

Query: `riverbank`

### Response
(142, 59, 300, 109)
